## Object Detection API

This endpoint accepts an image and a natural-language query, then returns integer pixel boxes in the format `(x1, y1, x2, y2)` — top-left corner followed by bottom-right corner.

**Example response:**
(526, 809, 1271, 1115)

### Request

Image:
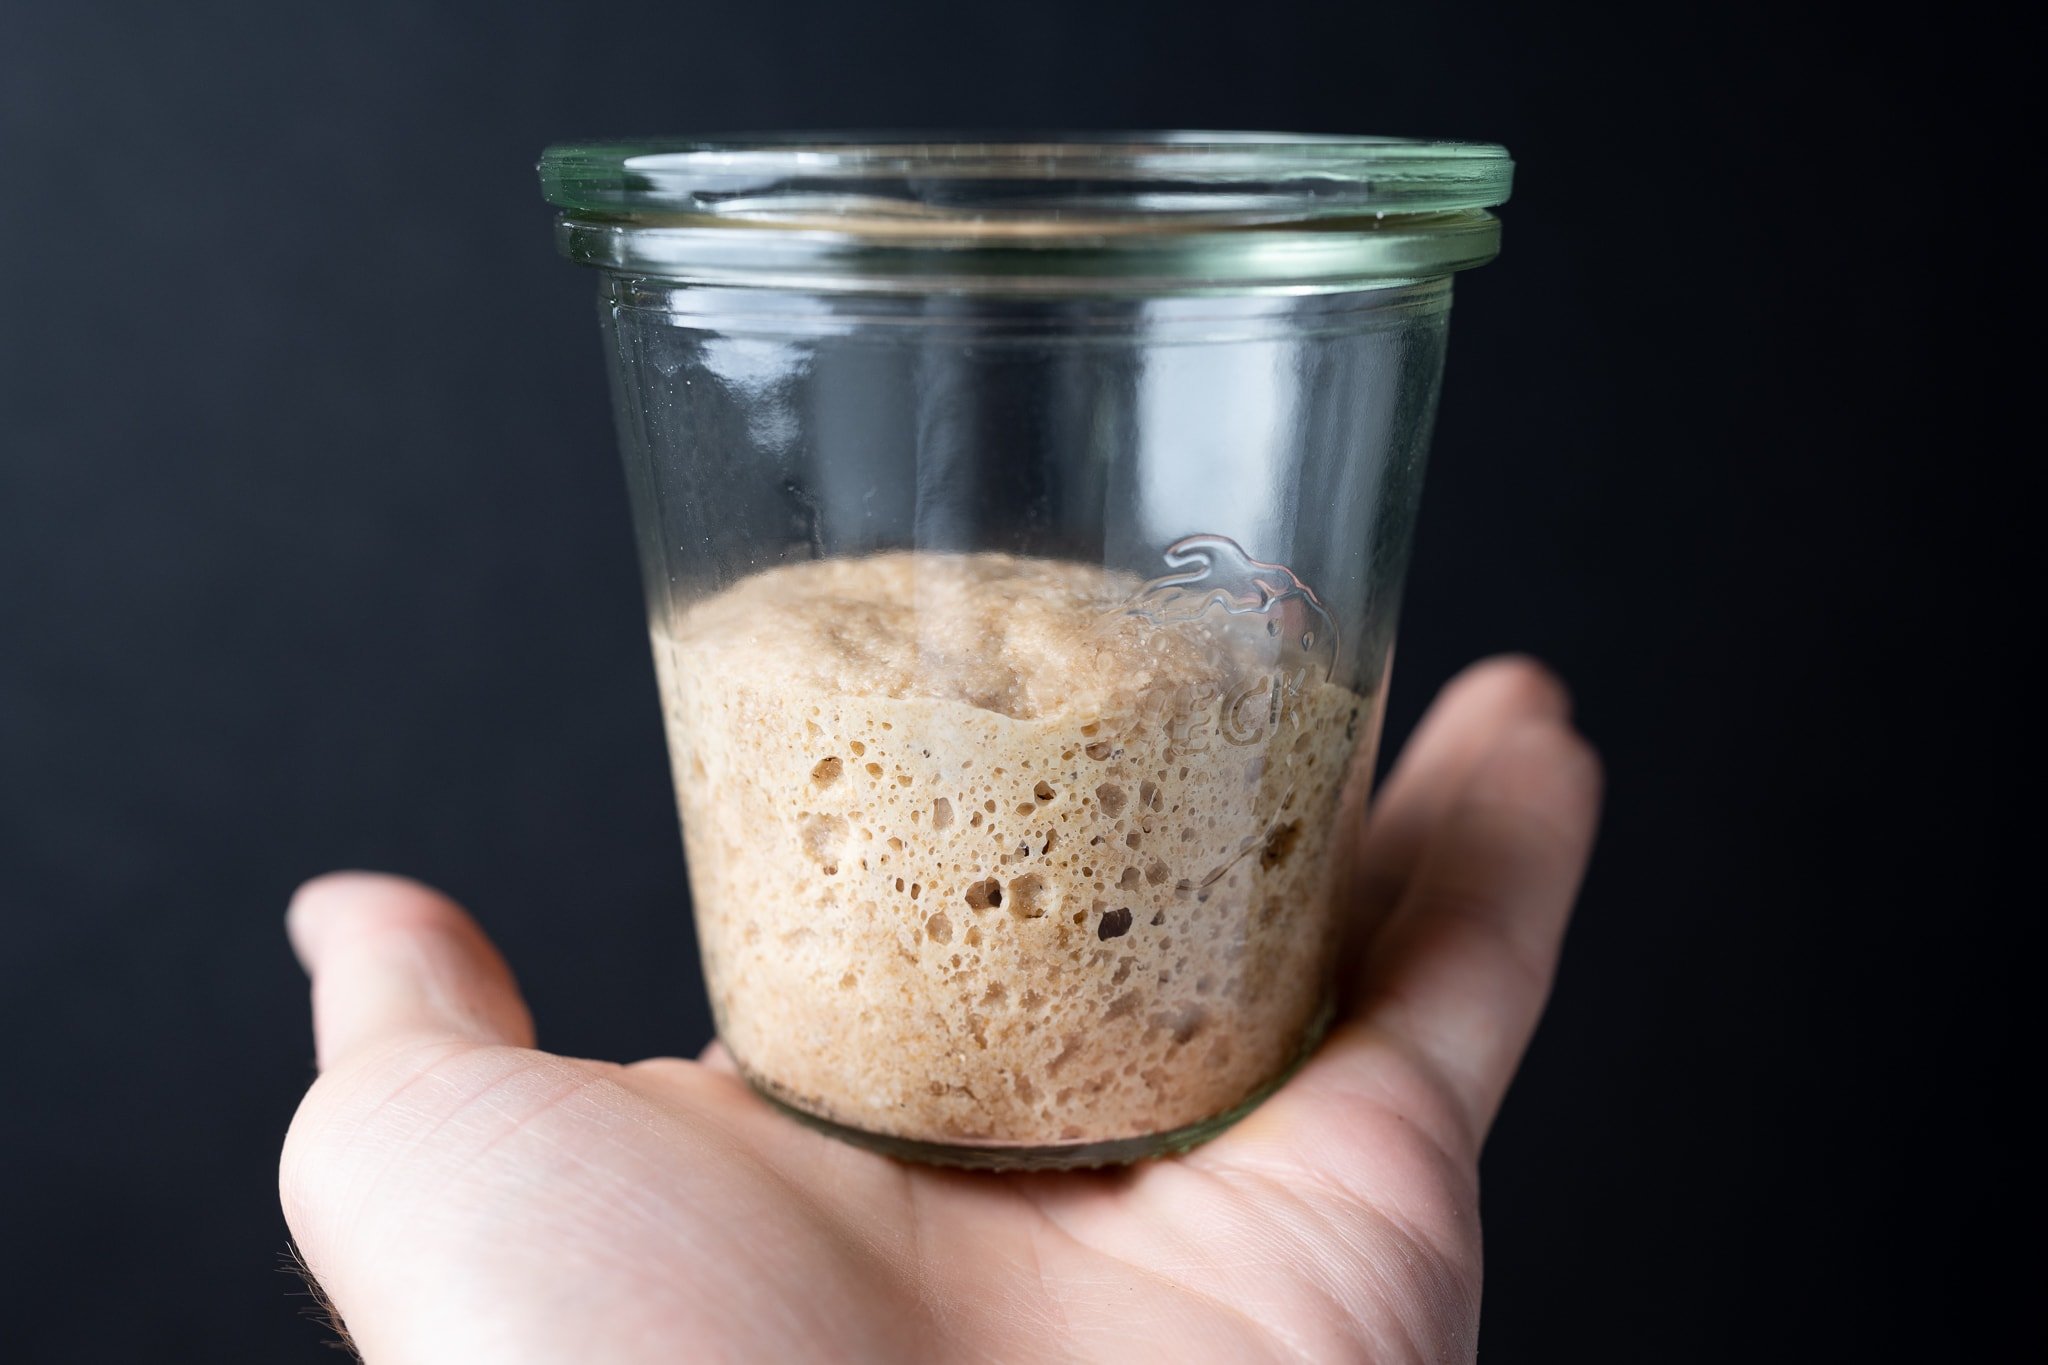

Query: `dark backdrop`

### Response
(1, 2, 2030, 1360)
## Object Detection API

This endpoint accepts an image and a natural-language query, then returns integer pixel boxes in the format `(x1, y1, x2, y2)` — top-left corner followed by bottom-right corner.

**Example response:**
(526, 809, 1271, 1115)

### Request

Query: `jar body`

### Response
(601, 276, 1454, 1167)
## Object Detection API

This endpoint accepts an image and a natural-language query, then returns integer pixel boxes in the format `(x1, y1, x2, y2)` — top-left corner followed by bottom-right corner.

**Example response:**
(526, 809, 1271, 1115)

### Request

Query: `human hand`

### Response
(279, 656, 1599, 1363)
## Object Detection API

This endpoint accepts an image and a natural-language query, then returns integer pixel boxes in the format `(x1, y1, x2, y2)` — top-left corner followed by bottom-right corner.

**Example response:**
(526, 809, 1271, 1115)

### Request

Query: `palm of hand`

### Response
(282, 660, 1599, 1364)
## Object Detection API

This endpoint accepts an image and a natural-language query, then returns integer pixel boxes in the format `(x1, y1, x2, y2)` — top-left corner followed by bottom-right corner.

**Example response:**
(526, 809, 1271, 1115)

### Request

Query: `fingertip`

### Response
(286, 872, 368, 964)
(1446, 654, 1574, 726)
(1475, 719, 1605, 835)
(287, 872, 534, 1069)
(287, 872, 463, 972)
(1553, 724, 1604, 805)
(1345, 657, 1583, 932)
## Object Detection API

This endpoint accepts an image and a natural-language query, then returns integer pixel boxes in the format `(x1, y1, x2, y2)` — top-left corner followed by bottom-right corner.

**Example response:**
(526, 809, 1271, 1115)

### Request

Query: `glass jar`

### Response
(539, 133, 1512, 1169)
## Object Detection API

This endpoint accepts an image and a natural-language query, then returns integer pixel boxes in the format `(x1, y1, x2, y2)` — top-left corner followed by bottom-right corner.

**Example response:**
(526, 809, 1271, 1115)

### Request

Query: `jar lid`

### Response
(539, 132, 1512, 293)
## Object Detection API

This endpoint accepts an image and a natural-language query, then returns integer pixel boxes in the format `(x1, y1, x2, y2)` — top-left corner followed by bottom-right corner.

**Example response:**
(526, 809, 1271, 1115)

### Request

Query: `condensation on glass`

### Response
(540, 134, 1513, 1168)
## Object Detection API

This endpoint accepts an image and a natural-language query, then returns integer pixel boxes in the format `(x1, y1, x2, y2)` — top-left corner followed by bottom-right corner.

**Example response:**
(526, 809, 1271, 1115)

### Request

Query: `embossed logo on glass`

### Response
(1126, 534, 1338, 679)
(1119, 534, 1339, 750)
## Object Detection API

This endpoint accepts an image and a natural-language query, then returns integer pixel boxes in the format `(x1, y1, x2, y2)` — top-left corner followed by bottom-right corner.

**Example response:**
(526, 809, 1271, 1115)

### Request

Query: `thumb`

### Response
(287, 872, 536, 1072)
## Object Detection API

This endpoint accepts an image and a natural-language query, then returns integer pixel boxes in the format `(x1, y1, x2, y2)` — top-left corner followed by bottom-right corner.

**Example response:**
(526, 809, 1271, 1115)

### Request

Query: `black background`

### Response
(1, 1, 2031, 1360)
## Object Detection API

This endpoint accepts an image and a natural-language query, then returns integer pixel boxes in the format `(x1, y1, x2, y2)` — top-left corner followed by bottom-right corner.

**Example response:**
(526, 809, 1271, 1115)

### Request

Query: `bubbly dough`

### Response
(654, 552, 1368, 1147)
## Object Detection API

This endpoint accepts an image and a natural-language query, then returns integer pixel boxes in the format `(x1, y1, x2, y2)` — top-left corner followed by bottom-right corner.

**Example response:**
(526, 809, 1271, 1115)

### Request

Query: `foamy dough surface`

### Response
(653, 552, 1367, 1147)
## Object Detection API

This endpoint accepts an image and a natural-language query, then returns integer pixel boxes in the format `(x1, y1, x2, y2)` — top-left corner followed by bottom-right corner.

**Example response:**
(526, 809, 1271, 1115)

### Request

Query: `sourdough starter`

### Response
(652, 552, 1366, 1148)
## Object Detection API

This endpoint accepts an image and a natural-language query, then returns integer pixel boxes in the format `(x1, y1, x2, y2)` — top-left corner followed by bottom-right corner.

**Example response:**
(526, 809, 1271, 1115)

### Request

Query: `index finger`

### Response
(1355, 719, 1602, 1140)
(1262, 665, 1600, 1167)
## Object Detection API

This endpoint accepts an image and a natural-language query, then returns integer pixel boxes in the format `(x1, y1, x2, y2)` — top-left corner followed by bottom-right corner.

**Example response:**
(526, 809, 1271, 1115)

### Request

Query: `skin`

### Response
(280, 656, 1601, 1364)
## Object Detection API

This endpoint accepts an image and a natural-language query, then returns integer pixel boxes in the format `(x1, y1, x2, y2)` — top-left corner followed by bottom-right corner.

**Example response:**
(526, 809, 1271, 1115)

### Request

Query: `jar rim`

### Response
(539, 132, 1511, 291)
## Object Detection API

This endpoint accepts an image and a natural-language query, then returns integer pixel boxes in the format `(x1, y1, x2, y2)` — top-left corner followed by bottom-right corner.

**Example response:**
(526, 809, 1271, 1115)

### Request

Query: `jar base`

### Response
(735, 994, 1335, 1171)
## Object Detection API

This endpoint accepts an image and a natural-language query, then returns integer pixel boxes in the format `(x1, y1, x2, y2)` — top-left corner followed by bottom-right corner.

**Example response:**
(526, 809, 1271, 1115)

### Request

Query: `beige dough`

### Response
(653, 552, 1368, 1147)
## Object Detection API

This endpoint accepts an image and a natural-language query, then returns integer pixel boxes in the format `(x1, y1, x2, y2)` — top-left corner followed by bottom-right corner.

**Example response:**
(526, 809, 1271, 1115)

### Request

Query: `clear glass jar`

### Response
(539, 133, 1512, 1169)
